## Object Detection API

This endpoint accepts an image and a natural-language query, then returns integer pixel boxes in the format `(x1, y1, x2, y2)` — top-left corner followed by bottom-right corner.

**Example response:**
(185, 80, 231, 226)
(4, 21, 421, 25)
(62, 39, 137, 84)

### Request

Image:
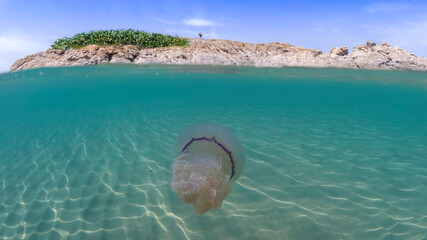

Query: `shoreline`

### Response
(9, 38, 427, 72)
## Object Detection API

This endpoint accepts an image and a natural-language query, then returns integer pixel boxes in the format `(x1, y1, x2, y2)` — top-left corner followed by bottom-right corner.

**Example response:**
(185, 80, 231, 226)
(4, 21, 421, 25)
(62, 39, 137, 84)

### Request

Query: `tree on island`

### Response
(51, 29, 189, 50)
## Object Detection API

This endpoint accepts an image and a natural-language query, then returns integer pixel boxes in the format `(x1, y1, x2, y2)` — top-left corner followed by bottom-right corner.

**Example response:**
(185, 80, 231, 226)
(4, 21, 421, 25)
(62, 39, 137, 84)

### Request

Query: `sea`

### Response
(0, 65, 426, 239)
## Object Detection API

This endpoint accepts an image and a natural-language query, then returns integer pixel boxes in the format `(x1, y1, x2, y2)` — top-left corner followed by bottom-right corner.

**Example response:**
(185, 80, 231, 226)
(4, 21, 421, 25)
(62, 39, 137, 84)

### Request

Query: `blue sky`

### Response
(1, 0, 427, 72)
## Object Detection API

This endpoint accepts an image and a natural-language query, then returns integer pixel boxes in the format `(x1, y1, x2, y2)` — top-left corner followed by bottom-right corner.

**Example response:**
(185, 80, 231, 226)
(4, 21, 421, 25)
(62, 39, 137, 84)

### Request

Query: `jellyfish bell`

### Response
(171, 123, 245, 215)
(174, 123, 245, 181)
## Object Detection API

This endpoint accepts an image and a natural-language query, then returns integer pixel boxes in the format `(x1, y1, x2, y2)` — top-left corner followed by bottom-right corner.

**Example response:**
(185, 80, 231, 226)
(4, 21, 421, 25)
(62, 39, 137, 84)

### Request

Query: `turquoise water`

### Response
(0, 65, 427, 239)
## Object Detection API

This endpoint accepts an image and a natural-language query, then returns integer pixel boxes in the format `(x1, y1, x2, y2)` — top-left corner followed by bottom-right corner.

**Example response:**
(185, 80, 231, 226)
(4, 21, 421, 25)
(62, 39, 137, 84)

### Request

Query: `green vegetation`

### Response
(51, 29, 189, 50)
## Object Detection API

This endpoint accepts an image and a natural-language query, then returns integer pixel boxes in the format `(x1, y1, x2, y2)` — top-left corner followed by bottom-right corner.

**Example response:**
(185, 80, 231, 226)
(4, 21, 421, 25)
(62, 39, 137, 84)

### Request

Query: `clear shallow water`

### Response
(0, 65, 427, 240)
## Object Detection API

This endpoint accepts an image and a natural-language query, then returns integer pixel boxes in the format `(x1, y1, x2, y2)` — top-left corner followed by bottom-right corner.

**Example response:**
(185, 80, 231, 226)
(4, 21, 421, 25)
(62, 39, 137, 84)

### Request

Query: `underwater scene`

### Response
(0, 65, 427, 239)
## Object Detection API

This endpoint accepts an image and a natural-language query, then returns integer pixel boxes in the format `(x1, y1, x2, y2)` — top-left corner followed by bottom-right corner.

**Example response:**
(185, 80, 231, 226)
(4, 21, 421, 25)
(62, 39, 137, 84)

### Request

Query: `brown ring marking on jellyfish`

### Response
(181, 137, 235, 180)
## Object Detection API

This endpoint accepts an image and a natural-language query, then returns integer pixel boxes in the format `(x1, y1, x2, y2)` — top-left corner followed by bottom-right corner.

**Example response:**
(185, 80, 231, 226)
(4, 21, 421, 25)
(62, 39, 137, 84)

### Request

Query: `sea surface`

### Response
(0, 65, 427, 240)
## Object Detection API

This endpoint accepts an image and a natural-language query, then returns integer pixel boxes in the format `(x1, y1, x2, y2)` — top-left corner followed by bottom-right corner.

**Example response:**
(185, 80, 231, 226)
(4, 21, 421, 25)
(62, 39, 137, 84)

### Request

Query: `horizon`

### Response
(1, 0, 427, 72)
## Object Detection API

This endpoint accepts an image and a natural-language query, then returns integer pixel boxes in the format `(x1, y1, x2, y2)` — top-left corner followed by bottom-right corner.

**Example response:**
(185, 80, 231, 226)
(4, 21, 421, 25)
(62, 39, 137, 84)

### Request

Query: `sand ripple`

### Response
(1, 65, 427, 239)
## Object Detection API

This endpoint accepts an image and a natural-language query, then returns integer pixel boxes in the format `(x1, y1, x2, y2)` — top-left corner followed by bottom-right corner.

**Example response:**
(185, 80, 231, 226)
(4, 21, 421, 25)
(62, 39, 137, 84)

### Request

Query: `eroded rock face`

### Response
(349, 42, 426, 71)
(330, 46, 348, 57)
(9, 39, 427, 71)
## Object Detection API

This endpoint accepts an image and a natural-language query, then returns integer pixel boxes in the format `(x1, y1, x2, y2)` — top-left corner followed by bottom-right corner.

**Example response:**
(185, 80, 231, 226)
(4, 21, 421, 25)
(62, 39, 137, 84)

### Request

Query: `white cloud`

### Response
(183, 18, 217, 27)
(154, 18, 177, 25)
(365, 2, 411, 13)
(314, 27, 340, 34)
(0, 33, 47, 52)
(0, 33, 50, 72)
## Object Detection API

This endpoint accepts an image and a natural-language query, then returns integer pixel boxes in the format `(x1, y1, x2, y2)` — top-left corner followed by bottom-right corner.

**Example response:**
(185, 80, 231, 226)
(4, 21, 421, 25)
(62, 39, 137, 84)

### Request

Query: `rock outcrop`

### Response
(9, 39, 427, 71)
(330, 46, 348, 57)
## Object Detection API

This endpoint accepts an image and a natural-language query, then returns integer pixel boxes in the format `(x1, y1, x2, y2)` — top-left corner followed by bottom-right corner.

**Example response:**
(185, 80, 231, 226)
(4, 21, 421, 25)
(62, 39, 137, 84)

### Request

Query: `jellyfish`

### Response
(171, 123, 245, 215)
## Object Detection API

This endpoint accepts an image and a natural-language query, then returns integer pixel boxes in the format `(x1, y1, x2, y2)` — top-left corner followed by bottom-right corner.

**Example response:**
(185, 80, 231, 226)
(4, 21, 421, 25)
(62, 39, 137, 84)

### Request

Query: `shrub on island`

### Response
(51, 29, 189, 50)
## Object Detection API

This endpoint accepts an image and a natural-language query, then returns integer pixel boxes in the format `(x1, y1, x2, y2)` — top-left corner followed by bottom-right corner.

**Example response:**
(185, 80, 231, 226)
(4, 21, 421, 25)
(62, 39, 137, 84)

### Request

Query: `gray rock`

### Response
(9, 38, 427, 72)
(367, 41, 377, 47)
(330, 46, 348, 57)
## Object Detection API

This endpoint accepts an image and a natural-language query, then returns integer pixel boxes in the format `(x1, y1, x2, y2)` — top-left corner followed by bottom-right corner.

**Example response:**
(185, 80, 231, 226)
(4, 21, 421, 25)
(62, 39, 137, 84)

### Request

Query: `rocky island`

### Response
(10, 38, 427, 72)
